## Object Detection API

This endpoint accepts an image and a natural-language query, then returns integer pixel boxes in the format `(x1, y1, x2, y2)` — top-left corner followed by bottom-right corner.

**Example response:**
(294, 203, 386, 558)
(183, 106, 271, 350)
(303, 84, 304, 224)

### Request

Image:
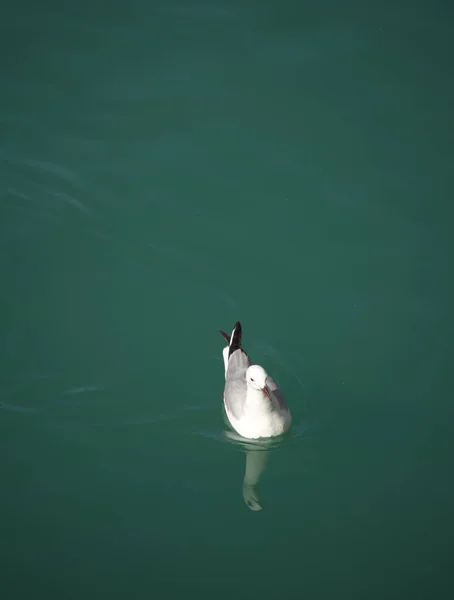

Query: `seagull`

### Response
(219, 322, 291, 439)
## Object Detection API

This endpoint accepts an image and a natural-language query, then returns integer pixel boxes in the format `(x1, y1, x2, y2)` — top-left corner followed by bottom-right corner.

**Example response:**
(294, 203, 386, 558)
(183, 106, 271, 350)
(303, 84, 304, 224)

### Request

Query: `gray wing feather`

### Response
(224, 349, 250, 420)
(265, 375, 289, 413)
(224, 349, 289, 417)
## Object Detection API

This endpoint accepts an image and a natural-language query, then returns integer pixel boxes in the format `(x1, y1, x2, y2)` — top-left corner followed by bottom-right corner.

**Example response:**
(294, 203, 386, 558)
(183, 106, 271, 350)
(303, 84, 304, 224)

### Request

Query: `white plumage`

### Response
(219, 322, 291, 440)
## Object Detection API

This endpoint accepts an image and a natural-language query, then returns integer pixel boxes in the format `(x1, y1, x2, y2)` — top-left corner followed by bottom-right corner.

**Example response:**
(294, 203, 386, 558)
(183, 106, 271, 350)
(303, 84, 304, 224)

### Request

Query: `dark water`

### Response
(2, 1, 453, 598)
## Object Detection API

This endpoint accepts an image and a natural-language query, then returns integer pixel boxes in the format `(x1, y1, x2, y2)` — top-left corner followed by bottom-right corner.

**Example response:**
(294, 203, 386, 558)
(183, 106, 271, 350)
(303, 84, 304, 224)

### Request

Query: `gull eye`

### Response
(250, 378, 254, 382)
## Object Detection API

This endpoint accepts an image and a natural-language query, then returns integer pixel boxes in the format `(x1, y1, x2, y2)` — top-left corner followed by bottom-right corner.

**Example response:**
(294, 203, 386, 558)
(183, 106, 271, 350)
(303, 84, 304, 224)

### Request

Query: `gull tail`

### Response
(219, 321, 243, 376)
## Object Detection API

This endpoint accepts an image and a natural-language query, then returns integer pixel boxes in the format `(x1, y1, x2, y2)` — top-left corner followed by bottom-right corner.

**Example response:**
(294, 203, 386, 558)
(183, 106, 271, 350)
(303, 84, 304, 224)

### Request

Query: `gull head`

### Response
(246, 365, 271, 399)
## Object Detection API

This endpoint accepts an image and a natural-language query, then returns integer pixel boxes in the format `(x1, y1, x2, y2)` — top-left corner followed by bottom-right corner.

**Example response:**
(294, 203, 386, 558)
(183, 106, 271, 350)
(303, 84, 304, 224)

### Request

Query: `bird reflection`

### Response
(242, 446, 269, 510)
(224, 430, 281, 511)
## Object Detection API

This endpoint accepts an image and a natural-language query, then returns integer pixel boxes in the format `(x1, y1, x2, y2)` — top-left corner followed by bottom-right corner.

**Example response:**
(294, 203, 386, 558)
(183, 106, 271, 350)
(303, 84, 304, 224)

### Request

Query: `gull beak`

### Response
(262, 386, 271, 400)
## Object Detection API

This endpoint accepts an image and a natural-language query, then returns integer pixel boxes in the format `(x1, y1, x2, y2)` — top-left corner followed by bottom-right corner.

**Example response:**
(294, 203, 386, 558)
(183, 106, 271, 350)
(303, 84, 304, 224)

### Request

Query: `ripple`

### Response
(51, 191, 88, 213)
(24, 159, 84, 188)
(0, 402, 38, 414)
(64, 385, 104, 395)
(194, 418, 313, 452)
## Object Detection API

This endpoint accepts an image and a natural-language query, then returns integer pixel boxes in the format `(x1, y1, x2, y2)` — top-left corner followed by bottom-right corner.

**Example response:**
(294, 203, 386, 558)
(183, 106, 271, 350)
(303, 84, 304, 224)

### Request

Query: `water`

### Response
(1, 1, 453, 598)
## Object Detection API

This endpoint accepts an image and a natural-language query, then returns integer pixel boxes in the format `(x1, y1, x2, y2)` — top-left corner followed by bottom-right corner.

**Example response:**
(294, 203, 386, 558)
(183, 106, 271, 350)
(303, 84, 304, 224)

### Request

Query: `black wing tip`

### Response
(219, 322, 242, 343)
(219, 329, 230, 343)
(228, 321, 243, 358)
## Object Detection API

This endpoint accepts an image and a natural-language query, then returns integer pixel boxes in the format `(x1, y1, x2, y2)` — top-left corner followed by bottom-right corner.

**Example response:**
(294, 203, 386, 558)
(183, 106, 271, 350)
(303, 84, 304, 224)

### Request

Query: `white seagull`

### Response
(219, 322, 291, 439)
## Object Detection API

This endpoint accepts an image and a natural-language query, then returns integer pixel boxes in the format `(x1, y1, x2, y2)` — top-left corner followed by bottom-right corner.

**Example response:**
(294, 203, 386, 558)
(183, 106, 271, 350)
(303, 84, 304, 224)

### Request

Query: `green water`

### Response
(1, 1, 453, 598)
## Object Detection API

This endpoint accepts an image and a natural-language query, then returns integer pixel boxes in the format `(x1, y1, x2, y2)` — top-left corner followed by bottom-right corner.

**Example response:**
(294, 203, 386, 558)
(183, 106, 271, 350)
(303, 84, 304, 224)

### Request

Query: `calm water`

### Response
(1, 1, 453, 598)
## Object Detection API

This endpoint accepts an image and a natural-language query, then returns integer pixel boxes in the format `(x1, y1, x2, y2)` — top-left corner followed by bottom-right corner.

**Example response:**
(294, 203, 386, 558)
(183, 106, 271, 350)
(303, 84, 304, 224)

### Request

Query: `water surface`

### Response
(1, 1, 453, 599)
